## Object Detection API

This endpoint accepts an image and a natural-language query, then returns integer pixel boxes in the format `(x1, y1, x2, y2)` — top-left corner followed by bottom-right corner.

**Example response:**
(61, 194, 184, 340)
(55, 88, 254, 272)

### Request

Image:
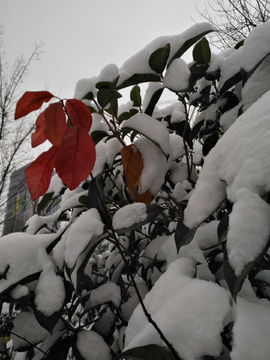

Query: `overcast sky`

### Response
(1, 0, 214, 99)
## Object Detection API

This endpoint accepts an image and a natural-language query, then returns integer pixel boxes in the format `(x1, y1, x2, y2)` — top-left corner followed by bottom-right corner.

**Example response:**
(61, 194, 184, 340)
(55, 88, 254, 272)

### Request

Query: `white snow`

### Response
(84, 282, 121, 310)
(230, 298, 270, 360)
(65, 208, 104, 269)
(135, 136, 172, 196)
(0, 233, 49, 292)
(76, 330, 112, 360)
(11, 312, 49, 350)
(121, 113, 171, 156)
(227, 189, 270, 276)
(241, 21, 270, 73)
(163, 58, 191, 92)
(184, 88, 270, 275)
(125, 257, 231, 360)
(105, 138, 123, 169)
(116, 23, 214, 86)
(35, 260, 66, 316)
(112, 203, 147, 231)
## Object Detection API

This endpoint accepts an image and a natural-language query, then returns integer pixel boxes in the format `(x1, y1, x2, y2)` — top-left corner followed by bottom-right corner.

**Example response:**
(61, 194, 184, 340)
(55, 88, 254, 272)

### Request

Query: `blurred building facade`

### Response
(2, 165, 61, 236)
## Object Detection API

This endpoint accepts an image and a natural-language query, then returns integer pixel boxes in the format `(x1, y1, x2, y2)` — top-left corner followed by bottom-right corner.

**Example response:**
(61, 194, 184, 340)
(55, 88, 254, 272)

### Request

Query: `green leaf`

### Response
(205, 69, 220, 81)
(167, 28, 214, 68)
(149, 43, 171, 74)
(202, 132, 219, 156)
(144, 87, 164, 116)
(193, 38, 211, 65)
(116, 344, 175, 360)
(37, 192, 54, 215)
(97, 88, 122, 108)
(82, 91, 94, 101)
(189, 62, 209, 84)
(91, 130, 109, 144)
(95, 75, 120, 90)
(87, 105, 97, 114)
(34, 306, 63, 334)
(130, 85, 142, 107)
(217, 211, 230, 242)
(116, 73, 161, 90)
(175, 220, 197, 252)
(114, 204, 164, 234)
(87, 175, 112, 230)
(43, 335, 73, 360)
(224, 236, 270, 301)
(219, 71, 242, 95)
(172, 121, 193, 149)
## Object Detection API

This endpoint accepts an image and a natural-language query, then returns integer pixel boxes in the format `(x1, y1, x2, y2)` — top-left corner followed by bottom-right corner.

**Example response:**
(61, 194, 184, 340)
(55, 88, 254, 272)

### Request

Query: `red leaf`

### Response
(54, 126, 96, 190)
(31, 111, 47, 147)
(121, 145, 153, 204)
(15, 91, 54, 120)
(44, 102, 67, 148)
(25, 146, 58, 201)
(65, 99, 92, 132)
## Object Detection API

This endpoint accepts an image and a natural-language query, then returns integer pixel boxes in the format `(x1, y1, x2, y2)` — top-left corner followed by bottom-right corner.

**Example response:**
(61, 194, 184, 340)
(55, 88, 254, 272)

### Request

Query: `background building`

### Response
(2, 165, 61, 236)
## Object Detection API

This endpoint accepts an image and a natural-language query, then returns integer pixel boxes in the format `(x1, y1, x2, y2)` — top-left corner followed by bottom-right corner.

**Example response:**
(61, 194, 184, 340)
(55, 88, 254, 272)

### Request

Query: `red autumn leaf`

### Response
(15, 91, 54, 120)
(31, 111, 47, 147)
(65, 99, 92, 132)
(25, 146, 58, 201)
(137, 190, 153, 204)
(54, 126, 96, 190)
(44, 102, 68, 148)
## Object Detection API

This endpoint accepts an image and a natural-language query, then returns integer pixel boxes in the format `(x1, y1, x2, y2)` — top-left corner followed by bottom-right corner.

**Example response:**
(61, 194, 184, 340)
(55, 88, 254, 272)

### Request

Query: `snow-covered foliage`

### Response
(1, 20, 270, 360)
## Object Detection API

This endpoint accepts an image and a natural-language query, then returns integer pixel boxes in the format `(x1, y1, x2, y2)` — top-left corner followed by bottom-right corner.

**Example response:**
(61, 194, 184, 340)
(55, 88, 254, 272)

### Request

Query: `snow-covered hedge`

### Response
(1, 21, 270, 360)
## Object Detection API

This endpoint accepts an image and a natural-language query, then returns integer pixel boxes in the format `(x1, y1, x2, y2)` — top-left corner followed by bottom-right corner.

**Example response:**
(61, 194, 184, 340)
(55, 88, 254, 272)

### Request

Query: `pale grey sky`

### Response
(1, 0, 214, 99)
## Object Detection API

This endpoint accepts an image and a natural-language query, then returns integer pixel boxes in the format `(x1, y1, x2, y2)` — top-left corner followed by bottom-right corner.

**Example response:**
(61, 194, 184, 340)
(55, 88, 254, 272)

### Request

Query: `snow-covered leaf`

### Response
(167, 27, 214, 68)
(97, 88, 122, 108)
(117, 344, 174, 360)
(113, 203, 163, 233)
(193, 37, 211, 65)
(73, 330, 112, 360)
(175, 220, 197, 252)
(149, 43, 171, 74)
(116, 73, 161, 90)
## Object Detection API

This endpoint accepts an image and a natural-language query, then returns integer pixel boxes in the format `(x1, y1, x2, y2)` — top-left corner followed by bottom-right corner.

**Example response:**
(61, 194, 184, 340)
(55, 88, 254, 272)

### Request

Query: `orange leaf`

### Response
(31, 111, 47, 147)
(44, 102, 67, 148)
(137, 190, 153, 204)
(15, 91, 54, 119)
(65, 99, 92, 132)
(54, 126, 96, 190)
(25, 146, 58, 201)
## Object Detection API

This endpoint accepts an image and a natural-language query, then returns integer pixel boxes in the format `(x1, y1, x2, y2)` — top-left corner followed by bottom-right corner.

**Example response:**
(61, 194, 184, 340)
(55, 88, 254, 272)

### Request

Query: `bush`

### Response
(1, 21, 270, 360)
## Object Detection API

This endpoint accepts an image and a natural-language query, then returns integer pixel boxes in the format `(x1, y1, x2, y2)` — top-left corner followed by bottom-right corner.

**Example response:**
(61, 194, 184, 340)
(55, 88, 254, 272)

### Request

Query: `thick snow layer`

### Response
(74, 76, 98, 100)
(142, 82, 164, 113)
(163, 58, 190, 92)
(65, 208, 104, 269)
(218, 48, 242, 92)
(35, 260, 65, 316)
(121, 113, 171, 156)
(0, 233, 49, 292)
(230, 298, 270, 360)
(84, 282, 121, 310)
(91, 141, 107, 177)
(184, 89, 270, 275)
(170, 134, 186, 160)
(11, 312, 49, 351)
(112, 203, 147, 231)
(105, 138, 123, 169)
(76, 330, 112, 360)
(184, 158, 226, 228)
(117, 23, 214, 85)
(125, 257, 231, 360)
(47, 173, 64, 197)
(241, 21, 270, 73)
(135, 136, 172, 196)
(227, 189, 270, 275)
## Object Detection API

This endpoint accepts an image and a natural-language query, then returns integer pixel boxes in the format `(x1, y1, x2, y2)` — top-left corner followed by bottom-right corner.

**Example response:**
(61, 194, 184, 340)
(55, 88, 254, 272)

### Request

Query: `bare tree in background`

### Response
(198, 0, 270, 50)
(0, 26, 44, 229)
